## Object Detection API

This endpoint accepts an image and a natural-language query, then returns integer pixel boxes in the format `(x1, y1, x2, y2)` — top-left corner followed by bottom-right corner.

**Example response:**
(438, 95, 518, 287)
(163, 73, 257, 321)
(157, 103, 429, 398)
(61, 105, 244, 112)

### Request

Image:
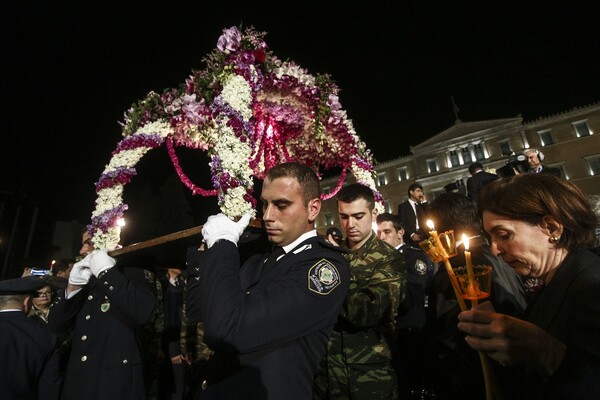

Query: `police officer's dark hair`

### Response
(407, 183, 423, 196)
(376, 213, 404, 231)
(429, 192, 480, 234)
(468, 162, 484, 174)
(264, 162, 321, 205)
(337, 183, 374, 210)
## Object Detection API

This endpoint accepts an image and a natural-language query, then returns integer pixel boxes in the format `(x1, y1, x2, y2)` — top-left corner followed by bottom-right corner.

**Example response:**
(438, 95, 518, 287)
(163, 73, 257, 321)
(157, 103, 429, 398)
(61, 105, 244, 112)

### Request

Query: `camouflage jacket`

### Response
(330, 232, 406, 363)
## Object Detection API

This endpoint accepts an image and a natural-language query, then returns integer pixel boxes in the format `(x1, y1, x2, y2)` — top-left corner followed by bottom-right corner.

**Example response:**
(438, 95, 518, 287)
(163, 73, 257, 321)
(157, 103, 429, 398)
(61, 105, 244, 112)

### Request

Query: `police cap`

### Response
(0, 276, 46, 296)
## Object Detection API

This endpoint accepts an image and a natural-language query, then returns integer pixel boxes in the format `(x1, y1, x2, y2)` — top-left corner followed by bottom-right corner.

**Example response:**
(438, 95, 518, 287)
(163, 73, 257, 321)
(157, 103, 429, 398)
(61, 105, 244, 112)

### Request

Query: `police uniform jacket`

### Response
(396, 244, 433, 331)
(0, 311, 61, 400)
(186, 235, 350, 400)
(48, 267, 157, 400)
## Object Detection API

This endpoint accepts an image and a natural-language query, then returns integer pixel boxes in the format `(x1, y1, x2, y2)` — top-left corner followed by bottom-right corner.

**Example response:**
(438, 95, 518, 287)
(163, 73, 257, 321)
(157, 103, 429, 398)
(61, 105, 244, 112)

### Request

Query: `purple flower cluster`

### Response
(210, 97, 253, 143)
(95, 167, 137, 191)
(88, 204, 128, 234)
(182, 94, 210, 125)
(113, 133, 165, 155)
(217, 26, 242, 53)
(267, 74, 320, 103)
(209, 155, 253, 199)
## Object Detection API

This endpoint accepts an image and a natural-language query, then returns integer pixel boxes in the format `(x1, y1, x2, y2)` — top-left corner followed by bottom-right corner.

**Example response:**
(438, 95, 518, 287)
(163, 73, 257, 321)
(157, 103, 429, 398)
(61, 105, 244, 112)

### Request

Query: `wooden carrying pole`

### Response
(107, 218, 263, 257)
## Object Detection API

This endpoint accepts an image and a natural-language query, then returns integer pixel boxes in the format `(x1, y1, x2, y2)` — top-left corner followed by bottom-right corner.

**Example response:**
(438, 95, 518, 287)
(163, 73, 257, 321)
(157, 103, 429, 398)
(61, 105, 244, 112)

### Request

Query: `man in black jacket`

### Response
(0, 276, 61, 400)
(466, 162, 498, 202)
(398, 183, 429, 246)
(186, 162, 350, 400)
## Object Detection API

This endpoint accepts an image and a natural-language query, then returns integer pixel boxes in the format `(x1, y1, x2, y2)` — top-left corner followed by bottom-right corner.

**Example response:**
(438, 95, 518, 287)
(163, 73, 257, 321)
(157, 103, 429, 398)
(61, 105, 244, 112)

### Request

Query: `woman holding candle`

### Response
(427, 192, 527, 399)
(458, 173, 600, 399)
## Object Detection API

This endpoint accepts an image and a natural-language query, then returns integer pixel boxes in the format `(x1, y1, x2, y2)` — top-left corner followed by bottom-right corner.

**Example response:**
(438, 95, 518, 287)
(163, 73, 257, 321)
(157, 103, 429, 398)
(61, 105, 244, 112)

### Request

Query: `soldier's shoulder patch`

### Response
(414, 259, 428, 276)
(308, 258, 341, 295)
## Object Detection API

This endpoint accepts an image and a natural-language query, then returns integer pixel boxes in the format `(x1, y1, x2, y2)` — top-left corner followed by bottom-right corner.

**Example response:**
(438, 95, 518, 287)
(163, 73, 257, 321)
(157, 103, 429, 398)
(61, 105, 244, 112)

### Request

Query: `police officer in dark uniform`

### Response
(0, 276, 61, 400)
(48, 231, 158, 400)
(376, 213, 435, 396)
(186, 162, 350, 400)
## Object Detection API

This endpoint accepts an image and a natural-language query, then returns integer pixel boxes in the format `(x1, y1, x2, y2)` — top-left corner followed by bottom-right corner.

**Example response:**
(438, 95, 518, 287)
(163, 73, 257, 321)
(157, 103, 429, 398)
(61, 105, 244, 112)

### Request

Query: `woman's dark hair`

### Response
(478, 173, 597, 250)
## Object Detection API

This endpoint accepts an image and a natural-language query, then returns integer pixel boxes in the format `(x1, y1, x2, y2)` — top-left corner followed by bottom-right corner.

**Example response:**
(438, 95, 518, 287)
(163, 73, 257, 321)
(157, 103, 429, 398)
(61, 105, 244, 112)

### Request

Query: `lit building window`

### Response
(397, 167, 408, 181)
(427, 158, 438, 173)
(325, 213, 334, 226)
(498, 140, 512, 155)
(551, 164, 568, 179)
(538, 130, 554, 146)
(473, 143, 485, 160)
(461, 147, 472, 164)
(384, 199, 393, 213)
(586, 155, 600, 175)
(573, 120, 592, 137)
(449, 150, 460, 167)
(377, 172, 387, 186)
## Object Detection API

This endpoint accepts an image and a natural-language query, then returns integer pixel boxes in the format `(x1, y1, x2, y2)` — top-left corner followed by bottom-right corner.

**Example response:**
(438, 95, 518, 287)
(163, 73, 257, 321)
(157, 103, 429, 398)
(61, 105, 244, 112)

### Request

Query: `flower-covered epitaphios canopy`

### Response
(89, 26, 383, 250)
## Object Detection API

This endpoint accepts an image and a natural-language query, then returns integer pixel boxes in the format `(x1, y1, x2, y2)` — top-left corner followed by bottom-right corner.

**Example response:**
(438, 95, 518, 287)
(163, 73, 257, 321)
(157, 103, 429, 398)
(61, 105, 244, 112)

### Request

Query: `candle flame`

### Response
(426, 220, 435, 230)
(462, 233, 470, 250)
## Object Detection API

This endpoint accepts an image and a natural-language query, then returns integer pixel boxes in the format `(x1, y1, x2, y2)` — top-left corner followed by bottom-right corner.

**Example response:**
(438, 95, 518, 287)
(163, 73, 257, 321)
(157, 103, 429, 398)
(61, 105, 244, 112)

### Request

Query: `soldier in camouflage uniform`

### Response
(314, 184, 406, 400)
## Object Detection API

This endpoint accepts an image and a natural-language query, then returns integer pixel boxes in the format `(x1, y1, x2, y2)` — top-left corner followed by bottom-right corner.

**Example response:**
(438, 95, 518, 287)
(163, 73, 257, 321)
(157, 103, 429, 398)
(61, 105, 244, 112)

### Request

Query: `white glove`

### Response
(69, 254, 93, 286)
(201, 213, 252, 248)
(88, 250, 116, 277)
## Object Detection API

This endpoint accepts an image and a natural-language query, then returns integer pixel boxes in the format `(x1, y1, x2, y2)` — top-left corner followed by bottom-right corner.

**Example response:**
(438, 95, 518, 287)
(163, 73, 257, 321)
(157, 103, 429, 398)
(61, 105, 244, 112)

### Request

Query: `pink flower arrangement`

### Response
(89, 25, 382, 250)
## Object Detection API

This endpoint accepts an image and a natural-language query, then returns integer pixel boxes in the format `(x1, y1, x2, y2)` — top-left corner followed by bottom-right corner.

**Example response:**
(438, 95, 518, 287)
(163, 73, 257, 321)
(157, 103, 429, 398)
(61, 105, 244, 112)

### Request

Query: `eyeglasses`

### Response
(37, 291, 52, 296)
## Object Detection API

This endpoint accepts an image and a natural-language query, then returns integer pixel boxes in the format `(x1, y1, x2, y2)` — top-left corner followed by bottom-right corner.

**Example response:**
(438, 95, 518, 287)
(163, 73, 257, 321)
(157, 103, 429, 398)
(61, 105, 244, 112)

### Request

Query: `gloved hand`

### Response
(88, 250, 116, 277)
(69, 254, 93, 286)
(201, 213, 252, 248)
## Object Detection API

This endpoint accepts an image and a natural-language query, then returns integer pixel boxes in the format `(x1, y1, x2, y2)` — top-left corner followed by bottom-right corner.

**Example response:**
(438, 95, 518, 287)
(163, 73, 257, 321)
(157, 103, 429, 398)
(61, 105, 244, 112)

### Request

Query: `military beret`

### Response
(0, 276, 46, 295)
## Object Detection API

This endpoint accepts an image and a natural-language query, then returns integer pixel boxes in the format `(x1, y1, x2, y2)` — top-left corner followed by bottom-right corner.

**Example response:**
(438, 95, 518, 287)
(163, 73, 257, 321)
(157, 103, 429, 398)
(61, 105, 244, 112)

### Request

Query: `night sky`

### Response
(2, 1, 600, 259)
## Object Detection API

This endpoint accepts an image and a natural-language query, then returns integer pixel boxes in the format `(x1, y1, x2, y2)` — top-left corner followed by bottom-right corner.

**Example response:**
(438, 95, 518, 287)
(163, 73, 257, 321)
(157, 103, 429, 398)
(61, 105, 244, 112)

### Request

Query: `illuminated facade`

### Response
(317, 102, 600, 232)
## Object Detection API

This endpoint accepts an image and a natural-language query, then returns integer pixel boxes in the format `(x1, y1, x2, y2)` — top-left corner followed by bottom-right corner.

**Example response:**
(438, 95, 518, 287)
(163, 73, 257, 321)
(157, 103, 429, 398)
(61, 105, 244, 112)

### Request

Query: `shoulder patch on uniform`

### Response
(308, 258, 341, 295)
(414, 259, 428, 275)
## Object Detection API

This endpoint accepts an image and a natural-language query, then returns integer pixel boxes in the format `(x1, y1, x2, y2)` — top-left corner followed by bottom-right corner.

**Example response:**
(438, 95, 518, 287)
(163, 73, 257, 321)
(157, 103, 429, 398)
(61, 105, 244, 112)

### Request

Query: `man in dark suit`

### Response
(398, 183, 429, 246)
(0, 276, 61, 400)
(466, 162, 498, 202)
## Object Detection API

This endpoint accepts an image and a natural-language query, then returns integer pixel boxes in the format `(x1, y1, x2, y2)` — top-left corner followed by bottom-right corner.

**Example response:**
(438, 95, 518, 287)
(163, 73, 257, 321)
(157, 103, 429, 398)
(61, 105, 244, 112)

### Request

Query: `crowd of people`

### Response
(1, 157, 600, 400)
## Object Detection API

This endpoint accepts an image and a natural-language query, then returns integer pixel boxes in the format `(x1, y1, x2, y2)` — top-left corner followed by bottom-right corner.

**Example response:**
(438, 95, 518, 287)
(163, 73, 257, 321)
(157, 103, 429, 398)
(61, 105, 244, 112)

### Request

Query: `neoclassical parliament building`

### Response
(317, 102, 600, 232)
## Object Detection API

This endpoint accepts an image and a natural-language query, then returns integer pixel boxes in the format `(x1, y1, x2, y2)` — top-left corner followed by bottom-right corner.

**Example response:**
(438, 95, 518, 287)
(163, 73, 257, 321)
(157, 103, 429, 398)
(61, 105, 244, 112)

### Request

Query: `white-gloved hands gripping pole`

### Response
(201, 213, 252, 249)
